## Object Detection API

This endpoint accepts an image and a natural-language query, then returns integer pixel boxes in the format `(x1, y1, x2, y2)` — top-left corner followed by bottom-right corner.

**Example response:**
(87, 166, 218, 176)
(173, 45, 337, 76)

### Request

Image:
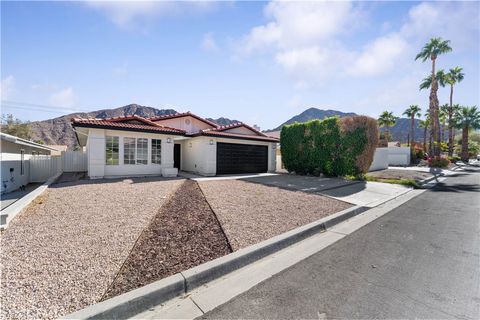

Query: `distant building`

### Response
(46, 145, 68, 156)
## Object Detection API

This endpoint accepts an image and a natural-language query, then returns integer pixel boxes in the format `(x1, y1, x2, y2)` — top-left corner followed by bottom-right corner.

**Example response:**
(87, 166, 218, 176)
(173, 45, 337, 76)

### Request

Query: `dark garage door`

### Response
(216, 142, 268, 174)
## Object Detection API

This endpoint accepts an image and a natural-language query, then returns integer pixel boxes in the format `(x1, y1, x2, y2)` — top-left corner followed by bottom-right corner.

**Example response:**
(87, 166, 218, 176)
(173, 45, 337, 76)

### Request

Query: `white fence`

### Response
(63, 151, 87, 172)
(29, 151, 87, 182)
(30, 155, 63, 182)
(369, 148, 389, 171)
(387, 147, 411, 166)
(368, 147, 411, 171)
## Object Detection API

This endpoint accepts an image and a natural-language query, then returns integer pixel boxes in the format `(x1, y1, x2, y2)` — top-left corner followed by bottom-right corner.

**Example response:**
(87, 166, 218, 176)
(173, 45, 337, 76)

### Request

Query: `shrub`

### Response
(428, 156, 450, 168)
(448, 155, 461, 162)
(281, 116, 378, 176)
(411, 147, 425, 163)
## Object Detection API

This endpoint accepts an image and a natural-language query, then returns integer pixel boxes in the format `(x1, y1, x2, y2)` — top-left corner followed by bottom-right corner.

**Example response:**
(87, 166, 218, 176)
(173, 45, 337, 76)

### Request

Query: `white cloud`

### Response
(49, 87, 77, 108)
(349, 33, 409, 77)
(0, 75, 15, 100)
(85, 1, 218, 28)
(235, 1, 479, 86)
(201, 32, 218, 52)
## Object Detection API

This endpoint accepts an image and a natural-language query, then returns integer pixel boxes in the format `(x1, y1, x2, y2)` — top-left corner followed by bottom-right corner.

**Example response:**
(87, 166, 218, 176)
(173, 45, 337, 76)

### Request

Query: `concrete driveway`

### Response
(241, 174, 411, 208)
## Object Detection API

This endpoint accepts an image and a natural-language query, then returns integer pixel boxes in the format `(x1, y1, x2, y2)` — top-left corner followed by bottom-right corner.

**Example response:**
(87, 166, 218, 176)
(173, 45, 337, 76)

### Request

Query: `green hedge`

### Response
(280, 116, 378, 176)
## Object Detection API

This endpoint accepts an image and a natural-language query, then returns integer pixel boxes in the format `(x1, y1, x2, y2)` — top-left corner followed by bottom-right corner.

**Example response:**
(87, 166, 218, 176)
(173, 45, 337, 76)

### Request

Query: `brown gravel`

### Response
(367, 169, 433, 181)
(199, 180, 353, 251)
(103, 180, 231, 299)
(0, 177, 183, 320)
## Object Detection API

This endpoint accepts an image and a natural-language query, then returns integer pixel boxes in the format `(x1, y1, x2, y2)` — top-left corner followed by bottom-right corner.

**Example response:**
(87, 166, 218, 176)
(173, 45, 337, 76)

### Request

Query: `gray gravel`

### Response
(199, 180, 352, 251)
(0, 177, 183, 320)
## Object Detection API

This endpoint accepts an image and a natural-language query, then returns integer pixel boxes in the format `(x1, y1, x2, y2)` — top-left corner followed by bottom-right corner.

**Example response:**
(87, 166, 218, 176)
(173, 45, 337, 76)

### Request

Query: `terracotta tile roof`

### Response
(148, 112, 219, 128)
(213, 122, 267, 136)
(71, 118, 186, 134)
(194, 130, 279, 142)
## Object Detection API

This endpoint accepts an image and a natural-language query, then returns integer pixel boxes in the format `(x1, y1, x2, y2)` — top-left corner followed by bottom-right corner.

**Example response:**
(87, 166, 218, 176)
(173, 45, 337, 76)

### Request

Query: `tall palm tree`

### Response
(416, 37, 452, 156)
(454, 106, 480, 161)
(445, 67, 465, 156)
(450, 104, 461, 146)
(378, 111, 398, 143)
(418, 118, 430, 153)
(403, 105, 421, 147)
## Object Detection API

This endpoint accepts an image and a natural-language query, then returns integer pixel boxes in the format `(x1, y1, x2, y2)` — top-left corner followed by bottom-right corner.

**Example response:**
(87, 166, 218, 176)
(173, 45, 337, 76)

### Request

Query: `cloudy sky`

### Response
(1, 1, 479, 130)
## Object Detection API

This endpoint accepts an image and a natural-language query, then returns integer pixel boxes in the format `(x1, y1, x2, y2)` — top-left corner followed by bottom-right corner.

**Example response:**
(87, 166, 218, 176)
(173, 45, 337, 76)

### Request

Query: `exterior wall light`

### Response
(167, 138, 172, 143)
(209, 139, 214, 145)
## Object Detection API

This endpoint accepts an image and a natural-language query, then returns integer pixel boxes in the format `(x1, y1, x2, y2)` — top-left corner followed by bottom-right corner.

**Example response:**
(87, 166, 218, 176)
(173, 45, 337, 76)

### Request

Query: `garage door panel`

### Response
(216, 142, 268, 174)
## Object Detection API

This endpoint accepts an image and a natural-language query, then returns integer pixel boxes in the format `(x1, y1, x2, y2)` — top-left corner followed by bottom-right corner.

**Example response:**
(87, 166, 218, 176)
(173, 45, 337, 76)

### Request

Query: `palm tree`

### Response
(403, 105, 421, 147)
(454, 106, 480, 161)
(418, 118, 430, 153)
(439, 104, 449, 142)
(450, 104, 461, 146)
(419, 70, 446, 91)
(416, 37, 452, 156)
(378, 111, 398, 143)
(445, 67, 465, 156)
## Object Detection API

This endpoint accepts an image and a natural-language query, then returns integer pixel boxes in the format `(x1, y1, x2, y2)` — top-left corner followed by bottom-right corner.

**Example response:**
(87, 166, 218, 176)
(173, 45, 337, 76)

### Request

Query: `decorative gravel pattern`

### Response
(103, 180, 231, 300)
(199, 180, 353, 251)
(0, 177, 183, 320)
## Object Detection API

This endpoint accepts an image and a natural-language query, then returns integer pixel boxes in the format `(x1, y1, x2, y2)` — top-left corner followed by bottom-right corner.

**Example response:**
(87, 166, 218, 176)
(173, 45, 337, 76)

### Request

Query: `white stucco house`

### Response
(71, 112, 279, 179)
(1, 132, 57, 193)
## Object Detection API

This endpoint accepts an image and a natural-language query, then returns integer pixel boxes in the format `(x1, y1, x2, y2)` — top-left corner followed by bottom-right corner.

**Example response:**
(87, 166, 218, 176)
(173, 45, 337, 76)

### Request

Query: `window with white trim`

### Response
(124, 137, 136, 165)
(151, 139, 162, 164)
(136, 138, 148, 165)
(106, 136, 119, 165)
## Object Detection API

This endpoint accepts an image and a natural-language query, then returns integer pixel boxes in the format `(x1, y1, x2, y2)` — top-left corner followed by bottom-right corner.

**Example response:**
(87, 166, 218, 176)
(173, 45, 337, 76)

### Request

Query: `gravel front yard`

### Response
(103, 180, 231, 300)
(367, 169, 433, 181)
(199, 180, 353, 251)
(0, 177, 184, 320)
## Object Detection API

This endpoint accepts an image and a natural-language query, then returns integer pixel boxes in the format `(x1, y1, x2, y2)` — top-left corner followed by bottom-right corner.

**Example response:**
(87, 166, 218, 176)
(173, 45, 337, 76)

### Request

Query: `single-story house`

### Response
(1, 132, 57, 193)
(71, 112, 279, 179)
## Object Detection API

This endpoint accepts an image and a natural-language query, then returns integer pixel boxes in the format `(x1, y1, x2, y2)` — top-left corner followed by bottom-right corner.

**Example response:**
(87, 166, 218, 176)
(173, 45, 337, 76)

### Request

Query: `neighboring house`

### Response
(46, 145, 68, 156)
(1, 133, 56, 193)
(71, 112, 279, 179)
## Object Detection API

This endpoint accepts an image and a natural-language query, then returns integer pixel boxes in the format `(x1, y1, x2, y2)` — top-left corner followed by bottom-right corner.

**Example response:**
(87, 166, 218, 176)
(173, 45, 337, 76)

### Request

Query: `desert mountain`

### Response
(29, 104, 238, 149)
(266, 107, 425, 143)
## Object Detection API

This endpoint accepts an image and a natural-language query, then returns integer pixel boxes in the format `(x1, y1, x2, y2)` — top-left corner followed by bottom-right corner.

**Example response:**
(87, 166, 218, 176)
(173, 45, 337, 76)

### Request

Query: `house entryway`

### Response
(174, 144, 181, 170)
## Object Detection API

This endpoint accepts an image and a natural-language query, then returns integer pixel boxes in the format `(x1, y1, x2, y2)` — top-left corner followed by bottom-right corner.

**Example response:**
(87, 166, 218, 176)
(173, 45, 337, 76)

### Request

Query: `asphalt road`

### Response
(202, 168, 480, 319)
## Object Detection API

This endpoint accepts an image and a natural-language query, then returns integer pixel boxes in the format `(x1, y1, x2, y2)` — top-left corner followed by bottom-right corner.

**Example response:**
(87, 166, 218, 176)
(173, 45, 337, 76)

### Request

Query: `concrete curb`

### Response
(0, 173, 61, 229)
(60, 274, 185, 320)
(61, 205, 367, 320)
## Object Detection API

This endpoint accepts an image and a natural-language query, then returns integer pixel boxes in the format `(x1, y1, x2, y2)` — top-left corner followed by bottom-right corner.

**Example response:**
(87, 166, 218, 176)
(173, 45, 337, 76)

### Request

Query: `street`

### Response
(202, 168, 480, 319)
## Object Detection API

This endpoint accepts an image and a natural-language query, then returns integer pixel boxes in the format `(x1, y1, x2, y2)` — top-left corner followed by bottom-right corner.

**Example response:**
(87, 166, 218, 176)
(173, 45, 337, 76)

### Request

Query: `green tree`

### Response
(444, 67, 465, 156)
(416, 37, 452, 156)
(1, 114, 32, 139)
(454, 106, 480, 161)
(419, 70, 446, 90)
(378, 111, 398, 143)
(403, 105, 421, 147)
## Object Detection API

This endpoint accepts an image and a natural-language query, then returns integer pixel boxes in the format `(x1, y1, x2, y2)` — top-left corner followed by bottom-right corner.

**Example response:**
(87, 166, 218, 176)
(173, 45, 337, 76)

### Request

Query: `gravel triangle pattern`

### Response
(102, 180, 232, 300)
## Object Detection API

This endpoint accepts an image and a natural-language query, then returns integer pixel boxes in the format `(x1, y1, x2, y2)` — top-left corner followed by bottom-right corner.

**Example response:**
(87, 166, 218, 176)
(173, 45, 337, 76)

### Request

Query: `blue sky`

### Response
(1, 1, 479, 130)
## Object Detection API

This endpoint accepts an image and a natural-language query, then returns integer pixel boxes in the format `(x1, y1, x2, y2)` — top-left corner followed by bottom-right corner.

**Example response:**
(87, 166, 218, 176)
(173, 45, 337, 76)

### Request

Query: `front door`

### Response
(174, 144, 181, 170)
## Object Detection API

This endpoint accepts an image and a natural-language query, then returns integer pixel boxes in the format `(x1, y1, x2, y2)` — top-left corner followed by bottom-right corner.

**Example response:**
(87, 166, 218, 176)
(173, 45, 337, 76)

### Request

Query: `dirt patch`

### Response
(102, 180, 232, 300)
(199, 179, 353, 251)
(367, 169, 433, 181)
(0, 177, 184, 320)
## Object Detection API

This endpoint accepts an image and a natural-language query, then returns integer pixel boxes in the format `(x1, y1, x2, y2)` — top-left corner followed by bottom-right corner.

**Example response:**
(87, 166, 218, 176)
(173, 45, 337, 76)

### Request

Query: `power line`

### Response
(1, 100, 92, 114)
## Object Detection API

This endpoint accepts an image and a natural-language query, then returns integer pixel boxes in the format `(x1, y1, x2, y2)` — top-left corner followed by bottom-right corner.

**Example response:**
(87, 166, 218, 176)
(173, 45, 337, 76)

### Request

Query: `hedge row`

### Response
(280, 116, 379, 176)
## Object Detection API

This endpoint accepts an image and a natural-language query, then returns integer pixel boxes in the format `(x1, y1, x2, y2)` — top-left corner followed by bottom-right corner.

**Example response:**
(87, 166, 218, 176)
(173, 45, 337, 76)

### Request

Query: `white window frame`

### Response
(136, 138, 148, 165)
(106, 136, 119, 165)
(151, 139, 162, 165)
(124, 137, 136, 165)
